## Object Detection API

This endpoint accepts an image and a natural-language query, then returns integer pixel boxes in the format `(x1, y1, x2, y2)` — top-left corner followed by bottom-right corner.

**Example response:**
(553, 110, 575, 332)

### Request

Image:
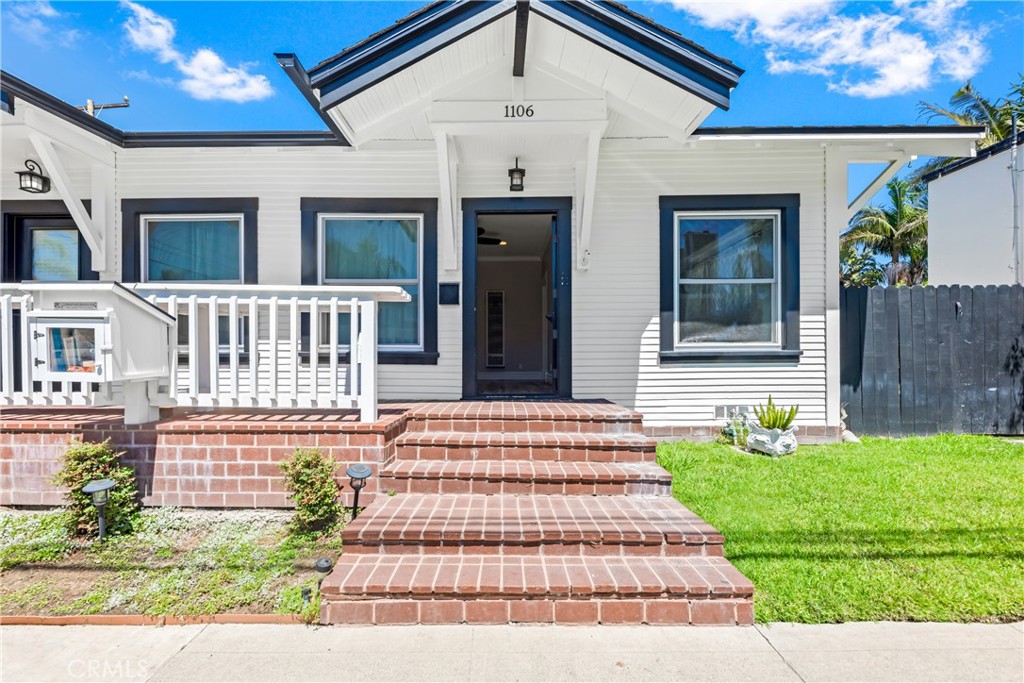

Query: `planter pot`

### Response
(746, 424, 798, 457)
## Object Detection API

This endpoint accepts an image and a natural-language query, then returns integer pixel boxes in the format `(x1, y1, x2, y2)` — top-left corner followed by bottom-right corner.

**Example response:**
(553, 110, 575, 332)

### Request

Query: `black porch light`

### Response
(15, 160, 50, 194)
(82, 478, 116, 541)
(508, 157, 525, 192)
(346, 463, 372, 519)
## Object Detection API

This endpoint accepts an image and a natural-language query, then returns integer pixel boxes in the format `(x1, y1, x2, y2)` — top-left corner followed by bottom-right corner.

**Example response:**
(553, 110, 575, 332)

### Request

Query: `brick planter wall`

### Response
(0, 408, 406, 508)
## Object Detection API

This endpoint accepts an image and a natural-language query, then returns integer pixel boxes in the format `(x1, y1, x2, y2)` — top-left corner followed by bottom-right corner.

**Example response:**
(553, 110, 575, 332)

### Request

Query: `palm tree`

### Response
(912, 76, 1024, 180)
(839, 242, 885, 288)
(842, 178, 928, 286)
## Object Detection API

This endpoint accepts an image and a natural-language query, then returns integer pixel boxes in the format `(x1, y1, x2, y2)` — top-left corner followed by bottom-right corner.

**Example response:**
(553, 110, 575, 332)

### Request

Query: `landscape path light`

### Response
(346, 463, 372, 519)
(314, 557, 334, 587)
(82, 478, 116, 542)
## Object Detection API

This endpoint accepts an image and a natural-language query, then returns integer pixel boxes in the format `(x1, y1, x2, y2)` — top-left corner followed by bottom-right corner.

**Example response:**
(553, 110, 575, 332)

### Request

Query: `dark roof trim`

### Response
(122, 131, 340, 148)
(311, 1, 514, 111)
(512, 0, 530, 78)
(922, 130, 1024, 183)
(1, 70, 124, 145)
(532, 0, 741, 110)
(693, 125, 987, 136)
(274, 53, 349, 145)
(1, 69, 343, 148)
(304, 0, 742, 113)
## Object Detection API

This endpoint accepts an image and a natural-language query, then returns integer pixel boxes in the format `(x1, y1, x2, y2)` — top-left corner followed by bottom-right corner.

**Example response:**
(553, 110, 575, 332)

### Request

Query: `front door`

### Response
(462, 197, 572, 398)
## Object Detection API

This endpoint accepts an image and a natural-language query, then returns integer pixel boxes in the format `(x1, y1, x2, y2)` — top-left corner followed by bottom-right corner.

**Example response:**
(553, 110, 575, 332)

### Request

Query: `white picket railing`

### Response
(0, 283, 409, 422)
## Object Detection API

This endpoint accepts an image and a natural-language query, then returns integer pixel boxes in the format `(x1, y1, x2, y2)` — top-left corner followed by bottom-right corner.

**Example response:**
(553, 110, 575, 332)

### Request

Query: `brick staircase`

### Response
(320, 402, 754, 625)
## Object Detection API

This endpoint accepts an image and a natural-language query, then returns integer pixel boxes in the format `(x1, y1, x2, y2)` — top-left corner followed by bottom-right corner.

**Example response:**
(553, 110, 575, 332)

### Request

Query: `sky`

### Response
(1, 0, 1021, 177)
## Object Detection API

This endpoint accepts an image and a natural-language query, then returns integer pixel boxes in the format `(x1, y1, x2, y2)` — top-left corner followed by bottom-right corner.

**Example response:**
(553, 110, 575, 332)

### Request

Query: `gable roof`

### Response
(923, 130, 1024, 183)
(302, 0, 743, 112)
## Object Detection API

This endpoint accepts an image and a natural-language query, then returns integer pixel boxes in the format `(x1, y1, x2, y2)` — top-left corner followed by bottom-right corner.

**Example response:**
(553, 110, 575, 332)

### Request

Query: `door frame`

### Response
(462, 196, 573, 399)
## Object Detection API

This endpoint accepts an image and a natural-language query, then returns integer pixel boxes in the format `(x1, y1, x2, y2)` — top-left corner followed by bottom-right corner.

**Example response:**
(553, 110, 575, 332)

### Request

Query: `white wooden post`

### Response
(309, 297, 320, 402)
(207, 297, 220, 401)
(0, 295, 13, 399)
(329, 298, 339, 403)
(248, 296, 259, 402)
(358, 299, 377, 423)
(228, 296, 239, 400)
(348, 298, 360, 408)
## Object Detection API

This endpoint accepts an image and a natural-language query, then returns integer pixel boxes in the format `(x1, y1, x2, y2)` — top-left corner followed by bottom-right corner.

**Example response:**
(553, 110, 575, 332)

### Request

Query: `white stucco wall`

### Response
(929, 146, 1022, 286)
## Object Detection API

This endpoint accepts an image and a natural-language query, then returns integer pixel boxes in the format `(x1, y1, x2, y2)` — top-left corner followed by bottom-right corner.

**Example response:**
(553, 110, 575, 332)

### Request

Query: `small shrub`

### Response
(278, 448, 342, 531)
(720, 408, 751, 446)
(52, 439, 139, 536)
(753, 395, 799, 430)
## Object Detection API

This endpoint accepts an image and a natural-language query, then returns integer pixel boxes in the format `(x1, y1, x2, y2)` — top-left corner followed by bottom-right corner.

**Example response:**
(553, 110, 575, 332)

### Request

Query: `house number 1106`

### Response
(504, 104, 534, 118)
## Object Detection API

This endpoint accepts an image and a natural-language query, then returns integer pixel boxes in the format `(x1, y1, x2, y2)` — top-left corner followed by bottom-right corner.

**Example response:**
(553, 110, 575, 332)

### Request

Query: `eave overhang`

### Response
(300, 0, 743, 115)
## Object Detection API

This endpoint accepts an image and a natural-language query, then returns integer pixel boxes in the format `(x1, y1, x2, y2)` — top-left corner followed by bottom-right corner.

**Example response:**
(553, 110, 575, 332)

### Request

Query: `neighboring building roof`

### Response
(922, 130, 1024, 183)
(0, 68, 988, 149)
(304, 0, 744, 111)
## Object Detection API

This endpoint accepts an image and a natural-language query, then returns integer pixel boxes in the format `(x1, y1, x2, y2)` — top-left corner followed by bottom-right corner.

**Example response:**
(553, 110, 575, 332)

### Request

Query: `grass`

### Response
(658, 434, 1024, 624)
(0, 507, 343, 622)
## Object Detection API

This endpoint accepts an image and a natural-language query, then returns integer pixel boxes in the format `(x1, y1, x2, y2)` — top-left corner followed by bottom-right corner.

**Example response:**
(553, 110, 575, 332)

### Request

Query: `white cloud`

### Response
(662, 0, 989, 98)
(5, 1, 82, 47)
(120, 1, 273, 103)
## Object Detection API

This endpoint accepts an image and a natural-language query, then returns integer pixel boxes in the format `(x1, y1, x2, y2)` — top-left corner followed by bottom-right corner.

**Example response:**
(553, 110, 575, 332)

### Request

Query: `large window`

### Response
(674, 211, 780, 347)
(659, 194, 800, 362)
(141, 215, 244, 282)
(318, 214, 422, 349)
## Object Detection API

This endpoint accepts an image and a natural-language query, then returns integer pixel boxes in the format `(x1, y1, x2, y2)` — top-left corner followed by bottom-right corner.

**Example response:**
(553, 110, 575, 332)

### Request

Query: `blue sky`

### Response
(1, 0, 1021, 139)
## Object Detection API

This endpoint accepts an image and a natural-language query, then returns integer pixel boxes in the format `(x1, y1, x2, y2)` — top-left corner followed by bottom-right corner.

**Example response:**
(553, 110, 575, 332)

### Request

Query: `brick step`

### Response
(394, 431, 656, 463)
(379, 461, 673, 496)
(320, 555, 753, 625)
(404, 401, 644, 435)
(342, 494, 723, 556)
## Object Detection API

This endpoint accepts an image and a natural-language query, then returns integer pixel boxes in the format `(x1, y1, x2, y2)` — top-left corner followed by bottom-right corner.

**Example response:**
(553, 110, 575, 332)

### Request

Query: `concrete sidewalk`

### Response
(1, 621, 1021, 682)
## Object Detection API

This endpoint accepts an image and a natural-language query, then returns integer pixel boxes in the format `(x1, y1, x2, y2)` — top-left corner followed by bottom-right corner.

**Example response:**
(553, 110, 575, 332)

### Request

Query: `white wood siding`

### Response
(117, 147, 461, 400)
(572, 147, 830, 427)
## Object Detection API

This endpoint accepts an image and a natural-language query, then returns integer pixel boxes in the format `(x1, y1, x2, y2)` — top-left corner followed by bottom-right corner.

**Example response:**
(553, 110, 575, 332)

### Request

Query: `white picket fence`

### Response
(0, 283, 410, 422)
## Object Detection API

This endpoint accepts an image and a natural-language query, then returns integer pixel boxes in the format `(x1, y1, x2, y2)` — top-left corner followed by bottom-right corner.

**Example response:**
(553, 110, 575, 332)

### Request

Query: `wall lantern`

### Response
(508, 157, 525, 192)
(82, 478, 116, 542)
(16, 160, 51, 194)
(346, 463, 372, 519)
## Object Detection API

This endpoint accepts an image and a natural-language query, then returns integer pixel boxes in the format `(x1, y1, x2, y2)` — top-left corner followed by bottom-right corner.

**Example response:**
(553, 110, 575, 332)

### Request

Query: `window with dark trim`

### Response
(1, 201, 99, 283)
(659, 194, 802, 363)
(120, 198, 258, 283)
(300, 198, 439, 365)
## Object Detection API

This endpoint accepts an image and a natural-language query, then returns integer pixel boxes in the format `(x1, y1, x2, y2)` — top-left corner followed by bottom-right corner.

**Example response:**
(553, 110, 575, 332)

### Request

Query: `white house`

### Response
(926, 130, 1024, 286)
(1, 0, 983, 438)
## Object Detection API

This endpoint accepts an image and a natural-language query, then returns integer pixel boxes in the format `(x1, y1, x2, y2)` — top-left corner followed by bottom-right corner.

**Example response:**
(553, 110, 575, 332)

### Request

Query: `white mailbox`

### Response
(21, 283, 175, 423)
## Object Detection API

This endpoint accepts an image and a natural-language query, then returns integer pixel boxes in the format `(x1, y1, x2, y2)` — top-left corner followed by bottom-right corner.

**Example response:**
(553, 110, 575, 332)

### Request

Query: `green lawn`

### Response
(658, 435, 1024, 624)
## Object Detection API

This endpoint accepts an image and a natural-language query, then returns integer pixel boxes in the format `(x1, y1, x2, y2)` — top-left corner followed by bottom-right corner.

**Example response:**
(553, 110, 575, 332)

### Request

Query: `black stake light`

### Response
(346, 463, 372, 519)
(314, 557, 334, 587)
(82, 478, 115, 542)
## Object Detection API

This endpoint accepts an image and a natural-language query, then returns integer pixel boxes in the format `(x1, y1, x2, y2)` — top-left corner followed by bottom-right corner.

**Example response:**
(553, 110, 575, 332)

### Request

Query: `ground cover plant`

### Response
(658, 434, 1024, 623)
(0, 507, 346, 622)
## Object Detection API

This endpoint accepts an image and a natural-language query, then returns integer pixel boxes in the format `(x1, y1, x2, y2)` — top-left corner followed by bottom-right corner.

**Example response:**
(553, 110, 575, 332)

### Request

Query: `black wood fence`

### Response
(840, 285, 1024, 436)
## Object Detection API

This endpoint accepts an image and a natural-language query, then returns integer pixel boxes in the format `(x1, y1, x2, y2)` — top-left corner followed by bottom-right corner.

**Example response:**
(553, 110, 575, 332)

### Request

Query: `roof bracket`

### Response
(28, 132, 108, 272)
(576, 125, 605, 271)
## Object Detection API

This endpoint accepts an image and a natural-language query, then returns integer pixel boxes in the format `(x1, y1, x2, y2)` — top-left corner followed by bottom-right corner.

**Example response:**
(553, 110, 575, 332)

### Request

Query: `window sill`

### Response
(298, 350, 439, 365)
(659, 349, 803, 364)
